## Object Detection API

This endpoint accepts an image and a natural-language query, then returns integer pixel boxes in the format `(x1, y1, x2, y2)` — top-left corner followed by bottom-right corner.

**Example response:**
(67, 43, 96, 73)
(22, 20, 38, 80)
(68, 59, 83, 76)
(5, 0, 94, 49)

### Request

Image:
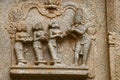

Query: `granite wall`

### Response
(0, 0, 111, 80)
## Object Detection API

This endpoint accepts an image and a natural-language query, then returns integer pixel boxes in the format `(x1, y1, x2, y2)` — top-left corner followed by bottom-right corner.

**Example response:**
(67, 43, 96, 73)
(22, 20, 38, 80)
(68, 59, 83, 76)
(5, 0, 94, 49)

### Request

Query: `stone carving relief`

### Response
(15, 21, 33, 65)
(48, 21, 64, 66)
(32, 22, 47, 66)
(67, 7, 92, 68)
(6, 0, 96, 79)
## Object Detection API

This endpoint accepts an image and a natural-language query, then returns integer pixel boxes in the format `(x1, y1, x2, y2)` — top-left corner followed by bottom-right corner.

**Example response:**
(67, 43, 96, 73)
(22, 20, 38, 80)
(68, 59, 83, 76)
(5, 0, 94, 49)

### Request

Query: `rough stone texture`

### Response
(0, 0, 110, 80)
(93, 0, 110, 80)
(107, 0, 120, 80)
(114, 0, 120, 78)
(106, 0, 115, 80)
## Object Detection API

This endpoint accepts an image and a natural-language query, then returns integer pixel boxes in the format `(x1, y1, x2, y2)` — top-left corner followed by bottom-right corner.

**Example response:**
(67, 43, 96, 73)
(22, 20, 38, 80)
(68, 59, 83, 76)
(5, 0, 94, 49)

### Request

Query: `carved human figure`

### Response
(72, 25, 91, 68)
(48, 21, 63, 66)
(32, 23, 47, 66)
(69, 7, 91, 68)
(15, 22, 32, 66)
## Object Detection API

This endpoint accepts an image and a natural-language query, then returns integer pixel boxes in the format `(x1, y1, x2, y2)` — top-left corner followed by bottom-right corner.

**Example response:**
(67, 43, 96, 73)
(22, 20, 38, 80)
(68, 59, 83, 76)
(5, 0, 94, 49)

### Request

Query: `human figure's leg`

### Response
(48, 43, 59, 60)
(34, 47, 43, 60)
(82, 41, 91, 67)
(33, 41, 46, 65)
(74, 41, 81, 65)
(15, 42, 26, 65)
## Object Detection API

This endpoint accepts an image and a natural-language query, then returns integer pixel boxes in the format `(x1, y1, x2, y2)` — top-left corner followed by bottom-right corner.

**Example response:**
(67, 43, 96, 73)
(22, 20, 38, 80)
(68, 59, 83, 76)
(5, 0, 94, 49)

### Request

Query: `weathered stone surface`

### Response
(107, 0, 120, 80)
(0, 0, 111, 80)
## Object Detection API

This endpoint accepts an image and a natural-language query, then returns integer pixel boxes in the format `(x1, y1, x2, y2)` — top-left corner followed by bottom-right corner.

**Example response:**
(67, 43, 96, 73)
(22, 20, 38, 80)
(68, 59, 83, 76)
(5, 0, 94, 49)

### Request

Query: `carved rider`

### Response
(48, 21, 63, 66)
(32, 22, 47, 66)
(15, 21, 32, 66)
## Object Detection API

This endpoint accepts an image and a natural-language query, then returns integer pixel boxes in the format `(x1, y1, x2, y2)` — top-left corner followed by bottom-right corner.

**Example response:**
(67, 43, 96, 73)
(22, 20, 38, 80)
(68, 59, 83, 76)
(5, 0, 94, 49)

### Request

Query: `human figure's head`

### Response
(33, 22, 43, 31)
(49, 21, 59, 29)
(74, 7, 84, 25)
(16, 21, 27, 32)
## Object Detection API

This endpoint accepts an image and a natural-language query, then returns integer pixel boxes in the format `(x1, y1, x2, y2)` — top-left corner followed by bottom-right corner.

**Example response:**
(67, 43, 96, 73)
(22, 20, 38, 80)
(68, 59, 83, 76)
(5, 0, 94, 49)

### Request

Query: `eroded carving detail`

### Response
(48, 21, 64, 66)
(67, 7, 92, 68)
(6, 0, 96, 77)
(15, 21, 32, 65)
(32, 22, 47, 66)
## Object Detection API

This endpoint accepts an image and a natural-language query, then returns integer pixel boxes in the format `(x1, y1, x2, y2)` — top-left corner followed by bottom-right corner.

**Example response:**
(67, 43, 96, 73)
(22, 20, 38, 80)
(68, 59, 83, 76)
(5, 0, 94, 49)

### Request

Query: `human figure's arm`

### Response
(39, 31, 47, 41)
(72, 25, 88, 35)
(16, 33, 21, 41)
(33, 32, 39, 41)
(42, 31, 47, 40)
(50, 29, 57, 38)
(16, 33, 25, 41)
